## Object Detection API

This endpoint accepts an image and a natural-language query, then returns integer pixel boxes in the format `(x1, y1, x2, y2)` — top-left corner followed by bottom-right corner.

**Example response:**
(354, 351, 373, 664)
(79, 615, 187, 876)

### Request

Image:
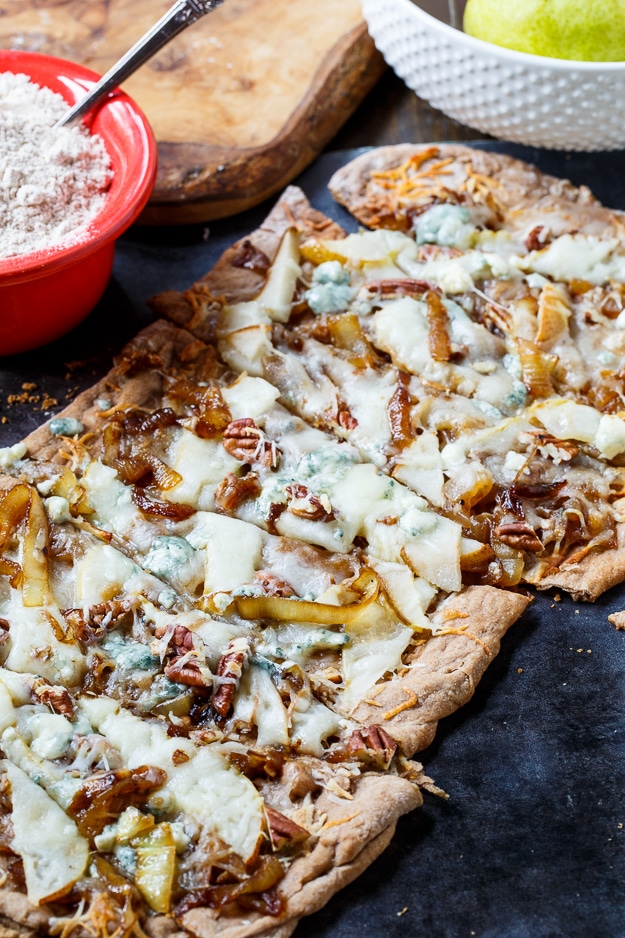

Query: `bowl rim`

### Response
(391, 0, 625, 71)
(0, 49, 158, 283)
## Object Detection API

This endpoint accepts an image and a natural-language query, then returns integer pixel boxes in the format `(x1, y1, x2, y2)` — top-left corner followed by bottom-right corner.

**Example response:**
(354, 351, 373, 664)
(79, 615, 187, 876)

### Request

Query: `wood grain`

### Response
(0, 0, 385, 223)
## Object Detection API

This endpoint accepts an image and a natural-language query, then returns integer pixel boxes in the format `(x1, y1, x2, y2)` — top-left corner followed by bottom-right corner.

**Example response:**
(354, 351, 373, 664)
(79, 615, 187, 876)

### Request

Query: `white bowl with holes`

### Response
(361, 0, 625, 151)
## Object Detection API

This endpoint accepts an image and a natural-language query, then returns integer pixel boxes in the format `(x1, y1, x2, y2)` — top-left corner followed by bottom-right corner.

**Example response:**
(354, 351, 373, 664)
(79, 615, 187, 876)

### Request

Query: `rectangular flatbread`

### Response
(11, 141, 625, 938)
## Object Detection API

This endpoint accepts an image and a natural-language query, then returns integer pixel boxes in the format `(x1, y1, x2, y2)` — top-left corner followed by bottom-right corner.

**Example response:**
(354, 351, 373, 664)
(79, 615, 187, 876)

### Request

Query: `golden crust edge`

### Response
(326, 142, 624, 236)
(177, 774, 420, 938)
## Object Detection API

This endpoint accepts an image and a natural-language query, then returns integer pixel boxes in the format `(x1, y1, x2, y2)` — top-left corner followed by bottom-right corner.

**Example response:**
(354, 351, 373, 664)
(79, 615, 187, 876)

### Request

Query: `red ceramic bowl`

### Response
(0, 50, 158, 356)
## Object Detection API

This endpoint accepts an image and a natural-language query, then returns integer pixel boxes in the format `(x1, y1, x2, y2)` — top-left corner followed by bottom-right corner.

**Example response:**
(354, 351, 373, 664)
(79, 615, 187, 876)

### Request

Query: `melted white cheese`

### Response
(186, 512, 265, 594)
(290, 694, 341, 756)
(166, 429, 239, 510)
(222, 374, 281, 420)
(1, 591, 85, 686)
(520, 234, 625, 285)
(232, 663, 289, 748)
(74, 543, 139, 605)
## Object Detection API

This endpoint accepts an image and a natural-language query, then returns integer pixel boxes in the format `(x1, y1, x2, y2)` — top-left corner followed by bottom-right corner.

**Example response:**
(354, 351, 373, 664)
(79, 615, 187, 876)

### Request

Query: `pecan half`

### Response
(266, 501, 287, 534)
(222, 418, 279, 468)
(0, 618, 9, 645)
(281, 761, 321, 801)
(265, 805, 309, 850)
(154, 623, 197, 656)
(337, 403, 358, 430)
(363, 278, 436, 297)
(212, 636, 252, 718)
(254, 570, 296, 597)
(214, 471, 261, 513)
(29, 676, 75, 718)
(494, 522, 543, 552)
(61, 600, 134, 644)
(520, 430, 579, 462)
(165, 656, 211, 689)
(347, 724, 398, 769)
(387, 371, 412, 447)
(286, 483, 335, 522)
(525, 225, 551, 252)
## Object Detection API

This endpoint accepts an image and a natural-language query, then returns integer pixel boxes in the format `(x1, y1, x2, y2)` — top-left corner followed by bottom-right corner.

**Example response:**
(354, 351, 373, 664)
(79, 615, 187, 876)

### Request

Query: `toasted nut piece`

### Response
(61, 600, 134, 644)
(29, 676, 75, 718)
(254, 570, 296, 598)
(520, 429, 579, 462)
(286, 483, 335, 522)
(337, 404, 358, 430)
(347, 724, 398, 769)
(265, 805, 309, 850)
(222, 418, 279, 468)
(228, 747, 285, 781)
(164, 656, 211, 689)
(214, 471, 261, 512)
(387, 371, 412, 447)
(525, 225, 550, 252)
(281, 761, 322, 801)
(0, 618, 9, 645)
(212, 636, 252, 718)
(154, 623, 196, 656)
(172, 749, 191, 765)
(494, 522, 543, 552)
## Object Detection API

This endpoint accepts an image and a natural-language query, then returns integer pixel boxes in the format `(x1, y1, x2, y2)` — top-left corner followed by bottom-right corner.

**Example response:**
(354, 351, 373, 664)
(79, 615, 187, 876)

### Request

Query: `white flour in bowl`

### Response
(0, 71, 113, 260)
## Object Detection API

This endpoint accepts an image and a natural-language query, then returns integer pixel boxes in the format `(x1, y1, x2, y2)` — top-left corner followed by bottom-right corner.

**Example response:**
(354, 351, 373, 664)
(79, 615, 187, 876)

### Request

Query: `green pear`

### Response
(463, 0, 625, 61)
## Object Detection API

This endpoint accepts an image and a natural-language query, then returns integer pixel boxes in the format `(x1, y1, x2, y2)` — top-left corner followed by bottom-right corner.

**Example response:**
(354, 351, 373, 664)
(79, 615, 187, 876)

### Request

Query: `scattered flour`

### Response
(0, 71, 112, 260)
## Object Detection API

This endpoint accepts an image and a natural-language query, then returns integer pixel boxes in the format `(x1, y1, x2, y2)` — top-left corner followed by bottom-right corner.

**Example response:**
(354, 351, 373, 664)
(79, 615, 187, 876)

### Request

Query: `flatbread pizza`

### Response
(0, 320, 526, 938)
(1, 143, 624, 937)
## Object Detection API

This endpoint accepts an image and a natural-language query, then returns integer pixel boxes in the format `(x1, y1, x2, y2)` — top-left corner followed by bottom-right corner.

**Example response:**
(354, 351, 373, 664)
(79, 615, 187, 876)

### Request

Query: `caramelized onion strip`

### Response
(517, 339, 556, 399)
(131, 488, 195, 520)
(0, 484, 49, 604)
(0, 483, 31, 551)
(425, 290, 452, 362)
(226, 569, 379, 625)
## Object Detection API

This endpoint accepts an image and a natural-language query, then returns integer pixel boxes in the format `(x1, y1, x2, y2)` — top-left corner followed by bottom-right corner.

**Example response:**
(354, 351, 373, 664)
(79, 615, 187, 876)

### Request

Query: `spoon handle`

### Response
(56, 0, 226, 128)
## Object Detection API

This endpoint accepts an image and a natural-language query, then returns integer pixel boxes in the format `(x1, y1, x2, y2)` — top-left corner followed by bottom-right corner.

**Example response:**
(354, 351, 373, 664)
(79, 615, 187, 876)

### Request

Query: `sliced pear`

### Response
(5, 762, 89, 905)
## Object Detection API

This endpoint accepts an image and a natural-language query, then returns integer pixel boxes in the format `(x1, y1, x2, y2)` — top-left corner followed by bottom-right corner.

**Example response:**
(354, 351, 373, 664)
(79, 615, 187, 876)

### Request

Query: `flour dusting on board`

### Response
(0, 72, 112, 259)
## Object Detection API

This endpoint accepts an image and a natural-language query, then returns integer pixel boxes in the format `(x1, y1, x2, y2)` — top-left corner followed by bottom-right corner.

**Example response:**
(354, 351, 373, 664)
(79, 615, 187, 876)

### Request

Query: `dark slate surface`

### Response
(1, 145, 624, 937)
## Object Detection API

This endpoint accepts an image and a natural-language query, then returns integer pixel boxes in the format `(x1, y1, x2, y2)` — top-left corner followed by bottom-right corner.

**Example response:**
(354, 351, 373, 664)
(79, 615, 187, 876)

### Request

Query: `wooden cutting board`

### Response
(1, 0, 384, 224)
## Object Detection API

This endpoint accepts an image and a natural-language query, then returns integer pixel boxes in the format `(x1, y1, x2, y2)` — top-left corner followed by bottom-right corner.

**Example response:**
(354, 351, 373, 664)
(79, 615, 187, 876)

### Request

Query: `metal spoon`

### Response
(55, 0, 226, 128)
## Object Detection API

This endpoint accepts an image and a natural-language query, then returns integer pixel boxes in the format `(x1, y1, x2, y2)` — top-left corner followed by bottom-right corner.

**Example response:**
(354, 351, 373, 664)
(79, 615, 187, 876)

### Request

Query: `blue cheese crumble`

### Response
(415, 204, 477, 250)
(305, 261, 354, 314)
(49, 416, 84, 437)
